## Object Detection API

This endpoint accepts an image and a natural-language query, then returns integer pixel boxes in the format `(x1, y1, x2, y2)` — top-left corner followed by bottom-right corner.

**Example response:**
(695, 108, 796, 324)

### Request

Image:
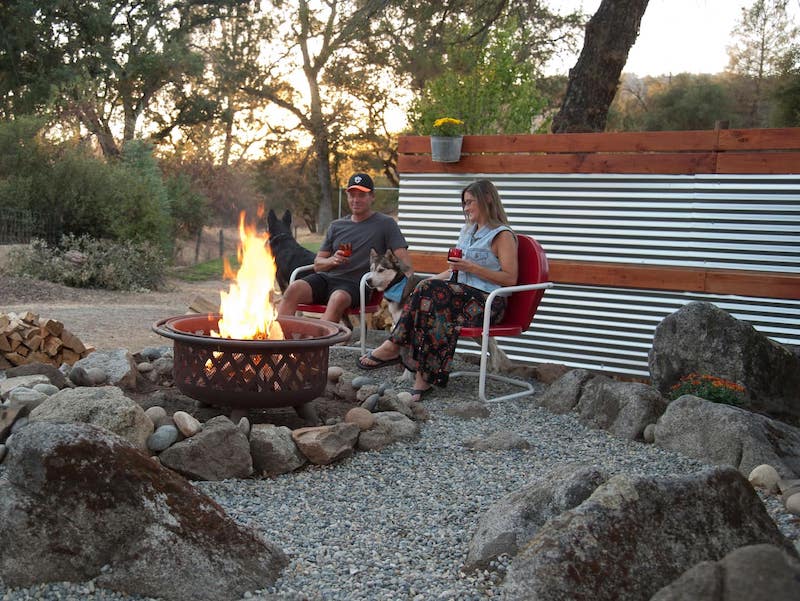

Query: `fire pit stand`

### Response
(153, 314, 351, 416)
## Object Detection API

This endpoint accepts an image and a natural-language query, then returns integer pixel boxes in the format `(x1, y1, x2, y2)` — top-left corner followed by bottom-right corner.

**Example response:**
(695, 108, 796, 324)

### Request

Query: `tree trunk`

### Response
(306, 70, 333, 232)
(314, 127, 334, 232)
(79, 104, 120, 158)
(551, 0, 649, 133)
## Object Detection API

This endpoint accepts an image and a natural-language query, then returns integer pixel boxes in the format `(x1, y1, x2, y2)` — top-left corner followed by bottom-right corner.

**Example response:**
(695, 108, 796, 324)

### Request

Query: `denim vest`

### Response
(456, 223, 513, 293)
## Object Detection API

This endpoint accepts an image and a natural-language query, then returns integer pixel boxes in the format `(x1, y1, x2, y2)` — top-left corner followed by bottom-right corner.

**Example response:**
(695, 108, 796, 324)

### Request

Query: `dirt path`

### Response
(0, 276, 228, 353)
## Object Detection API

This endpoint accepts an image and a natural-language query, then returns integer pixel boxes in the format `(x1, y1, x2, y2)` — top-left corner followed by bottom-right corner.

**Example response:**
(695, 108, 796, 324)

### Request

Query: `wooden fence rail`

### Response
(397, 127, 800, 175)
(407, 251, 800, 300)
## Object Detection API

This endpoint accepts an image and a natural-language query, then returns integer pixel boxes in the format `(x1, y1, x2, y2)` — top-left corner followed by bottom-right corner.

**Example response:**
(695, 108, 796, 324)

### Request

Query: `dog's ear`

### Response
(387, 249, 411, 273)
(282, 209, 291, 227)
(370, 248, 378, 260)
(267, 208, 277, 224)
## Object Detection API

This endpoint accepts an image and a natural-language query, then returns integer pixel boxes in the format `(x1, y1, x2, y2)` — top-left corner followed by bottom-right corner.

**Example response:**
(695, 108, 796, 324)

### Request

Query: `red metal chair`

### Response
(450, 235, 553, 403)
(288, 266, 384, 354)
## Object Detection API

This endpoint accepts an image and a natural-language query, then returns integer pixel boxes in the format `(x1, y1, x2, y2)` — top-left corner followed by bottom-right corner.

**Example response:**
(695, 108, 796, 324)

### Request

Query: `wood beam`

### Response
(406, 250, 800, 300)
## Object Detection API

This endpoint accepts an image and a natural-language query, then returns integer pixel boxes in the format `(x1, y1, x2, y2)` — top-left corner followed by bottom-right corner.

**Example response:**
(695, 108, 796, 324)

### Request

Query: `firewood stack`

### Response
(0, 311, 92, 369)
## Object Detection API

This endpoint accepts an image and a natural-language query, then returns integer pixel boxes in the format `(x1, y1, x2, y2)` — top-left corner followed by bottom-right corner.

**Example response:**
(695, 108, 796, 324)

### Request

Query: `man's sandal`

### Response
(356, 352, 401, 371)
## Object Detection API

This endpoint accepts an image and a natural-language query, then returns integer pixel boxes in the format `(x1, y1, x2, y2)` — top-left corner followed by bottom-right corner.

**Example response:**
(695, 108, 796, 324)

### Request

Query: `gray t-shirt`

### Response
(320, 212, 407, 285)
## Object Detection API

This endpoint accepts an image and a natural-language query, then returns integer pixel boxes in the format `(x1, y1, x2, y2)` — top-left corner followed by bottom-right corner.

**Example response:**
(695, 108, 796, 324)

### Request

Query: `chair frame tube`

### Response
(450, 282, 553, 403)
(289, 264, 372, 354)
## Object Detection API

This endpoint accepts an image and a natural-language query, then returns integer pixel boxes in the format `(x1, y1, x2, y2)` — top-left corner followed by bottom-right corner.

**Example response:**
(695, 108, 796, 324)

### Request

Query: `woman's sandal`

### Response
(356, 351, 401, 371)
(409, 387, 433, 402)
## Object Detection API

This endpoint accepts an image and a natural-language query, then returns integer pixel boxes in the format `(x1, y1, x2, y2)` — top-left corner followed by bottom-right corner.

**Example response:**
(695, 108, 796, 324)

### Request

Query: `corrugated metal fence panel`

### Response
(398, 173, 800, 377)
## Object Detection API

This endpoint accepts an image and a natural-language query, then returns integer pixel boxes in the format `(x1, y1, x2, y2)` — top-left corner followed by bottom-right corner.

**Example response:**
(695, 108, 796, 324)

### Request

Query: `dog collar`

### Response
(383, 277, 407, 302)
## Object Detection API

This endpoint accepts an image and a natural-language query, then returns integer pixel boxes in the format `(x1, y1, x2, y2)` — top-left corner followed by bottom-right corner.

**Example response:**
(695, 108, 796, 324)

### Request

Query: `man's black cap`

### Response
(347, 173, 374, 192)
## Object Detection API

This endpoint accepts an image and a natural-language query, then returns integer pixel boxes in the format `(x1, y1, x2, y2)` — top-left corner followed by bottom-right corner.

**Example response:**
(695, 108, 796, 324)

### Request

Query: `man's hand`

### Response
(329, 249, 350, 269)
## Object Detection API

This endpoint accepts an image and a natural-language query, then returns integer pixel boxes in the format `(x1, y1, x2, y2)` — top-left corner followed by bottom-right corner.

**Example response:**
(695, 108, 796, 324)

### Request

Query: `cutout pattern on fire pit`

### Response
(174, 344, 329, 405)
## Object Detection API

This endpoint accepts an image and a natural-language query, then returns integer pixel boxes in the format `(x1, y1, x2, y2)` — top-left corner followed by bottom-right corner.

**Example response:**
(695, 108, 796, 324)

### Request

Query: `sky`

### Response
(552, 0, 799, 76)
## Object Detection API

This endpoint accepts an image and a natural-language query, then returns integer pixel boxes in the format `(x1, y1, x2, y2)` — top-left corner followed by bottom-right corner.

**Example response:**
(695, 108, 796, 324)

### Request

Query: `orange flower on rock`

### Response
(669, 373, 746, 406)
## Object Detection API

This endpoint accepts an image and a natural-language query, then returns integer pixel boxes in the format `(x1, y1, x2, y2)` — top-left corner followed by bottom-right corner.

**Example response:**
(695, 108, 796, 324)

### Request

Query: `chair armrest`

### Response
(480, 282, 554, 336)
(289, 264, 315, 284)
(487, 282, 554, 301)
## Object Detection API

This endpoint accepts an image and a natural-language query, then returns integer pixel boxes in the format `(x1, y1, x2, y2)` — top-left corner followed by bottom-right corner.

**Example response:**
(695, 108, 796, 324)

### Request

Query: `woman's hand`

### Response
(447, 255, 470, 272)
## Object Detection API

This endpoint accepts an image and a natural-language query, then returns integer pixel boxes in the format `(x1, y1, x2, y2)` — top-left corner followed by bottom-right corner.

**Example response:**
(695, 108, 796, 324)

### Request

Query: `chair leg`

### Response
(449, 338, 535, 403)
(334, 279, 370, 354)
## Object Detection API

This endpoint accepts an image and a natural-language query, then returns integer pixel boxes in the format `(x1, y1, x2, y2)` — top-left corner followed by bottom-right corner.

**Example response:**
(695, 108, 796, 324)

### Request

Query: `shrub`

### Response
(669, 373, 746, 406)
(0, 121, 174, 249)
(167, 173, 209, 238)
(10, 234, 167, 291)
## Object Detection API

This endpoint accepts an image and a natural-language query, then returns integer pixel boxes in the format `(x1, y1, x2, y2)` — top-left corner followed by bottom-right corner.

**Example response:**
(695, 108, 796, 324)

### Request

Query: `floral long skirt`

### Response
(389, 278, 507, 387)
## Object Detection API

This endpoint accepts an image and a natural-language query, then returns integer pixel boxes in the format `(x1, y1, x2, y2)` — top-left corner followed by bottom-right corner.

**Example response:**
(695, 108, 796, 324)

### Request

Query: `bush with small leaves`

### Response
(10, 234, 166, 292)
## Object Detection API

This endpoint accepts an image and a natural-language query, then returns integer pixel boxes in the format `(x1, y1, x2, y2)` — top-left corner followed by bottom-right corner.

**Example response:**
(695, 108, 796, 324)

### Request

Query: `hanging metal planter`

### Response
(430, 135, 463, 163)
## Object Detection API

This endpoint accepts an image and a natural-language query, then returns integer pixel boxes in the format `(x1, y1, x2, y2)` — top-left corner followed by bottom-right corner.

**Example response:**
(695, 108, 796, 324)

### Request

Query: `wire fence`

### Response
(0, 209, 60, 245)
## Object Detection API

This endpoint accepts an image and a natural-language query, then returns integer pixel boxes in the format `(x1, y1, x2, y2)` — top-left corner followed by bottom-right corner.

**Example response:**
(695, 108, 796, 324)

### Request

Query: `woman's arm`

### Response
(449, 230, 518, 287)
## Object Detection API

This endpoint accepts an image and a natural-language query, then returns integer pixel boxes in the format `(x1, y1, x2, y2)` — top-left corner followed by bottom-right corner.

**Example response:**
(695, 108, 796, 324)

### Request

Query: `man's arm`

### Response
(392, 247, 414, 278)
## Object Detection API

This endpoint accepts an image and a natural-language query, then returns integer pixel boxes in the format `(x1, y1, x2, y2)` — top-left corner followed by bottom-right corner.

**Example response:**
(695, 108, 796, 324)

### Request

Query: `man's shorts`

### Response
(302, 273, 361, 308)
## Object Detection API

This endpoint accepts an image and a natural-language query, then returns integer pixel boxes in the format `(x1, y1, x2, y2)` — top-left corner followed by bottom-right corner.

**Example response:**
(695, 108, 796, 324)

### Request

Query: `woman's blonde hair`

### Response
(461, 179, 510, 227)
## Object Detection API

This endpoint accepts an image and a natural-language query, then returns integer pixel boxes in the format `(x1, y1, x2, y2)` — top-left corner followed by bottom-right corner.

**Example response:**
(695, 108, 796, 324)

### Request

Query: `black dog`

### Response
(267, 209, 315, 292)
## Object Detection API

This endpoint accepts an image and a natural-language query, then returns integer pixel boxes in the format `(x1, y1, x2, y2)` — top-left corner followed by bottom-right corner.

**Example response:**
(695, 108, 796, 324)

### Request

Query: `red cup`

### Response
(447, 247, 462, 271)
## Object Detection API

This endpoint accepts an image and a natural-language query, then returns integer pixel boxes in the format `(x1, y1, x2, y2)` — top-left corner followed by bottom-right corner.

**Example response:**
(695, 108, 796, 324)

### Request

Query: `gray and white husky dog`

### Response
(365, 248, 422, 325)
(365, 248, 512, 374)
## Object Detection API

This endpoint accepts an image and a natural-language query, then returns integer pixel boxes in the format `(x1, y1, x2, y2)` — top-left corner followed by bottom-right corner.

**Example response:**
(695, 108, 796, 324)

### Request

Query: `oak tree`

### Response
(551, 0, 649, 133)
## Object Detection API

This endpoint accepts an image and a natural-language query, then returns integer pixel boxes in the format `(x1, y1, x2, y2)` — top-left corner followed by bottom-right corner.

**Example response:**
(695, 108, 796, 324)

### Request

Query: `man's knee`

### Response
(323, 290, 352, 319)
(279, 280, 312, 312)
(328, 289, 353, 308)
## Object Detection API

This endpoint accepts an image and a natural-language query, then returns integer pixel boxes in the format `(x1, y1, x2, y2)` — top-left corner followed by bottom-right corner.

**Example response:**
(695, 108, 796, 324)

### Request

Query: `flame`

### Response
(211, 210, 284, 340)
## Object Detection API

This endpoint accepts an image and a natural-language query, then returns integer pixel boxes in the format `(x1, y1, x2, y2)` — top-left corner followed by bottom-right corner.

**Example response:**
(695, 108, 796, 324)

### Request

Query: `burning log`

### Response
(0, 311, 92, 369)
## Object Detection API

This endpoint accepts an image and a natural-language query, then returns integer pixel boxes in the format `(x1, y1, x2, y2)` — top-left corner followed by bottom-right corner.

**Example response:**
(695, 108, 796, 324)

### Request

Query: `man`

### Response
(278, 173, 412, 325)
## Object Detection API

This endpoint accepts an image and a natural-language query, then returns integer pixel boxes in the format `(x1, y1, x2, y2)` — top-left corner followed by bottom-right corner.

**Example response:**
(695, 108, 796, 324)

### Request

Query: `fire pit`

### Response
(153, 314, 350, 410)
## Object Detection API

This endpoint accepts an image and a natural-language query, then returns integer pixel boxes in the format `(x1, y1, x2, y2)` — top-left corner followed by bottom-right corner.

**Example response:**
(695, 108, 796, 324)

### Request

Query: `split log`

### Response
(189, 295, 219, 314)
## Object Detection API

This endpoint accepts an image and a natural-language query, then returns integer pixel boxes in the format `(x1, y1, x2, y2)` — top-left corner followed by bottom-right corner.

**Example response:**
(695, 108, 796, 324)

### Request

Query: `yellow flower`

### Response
(432, 117, 464, 137)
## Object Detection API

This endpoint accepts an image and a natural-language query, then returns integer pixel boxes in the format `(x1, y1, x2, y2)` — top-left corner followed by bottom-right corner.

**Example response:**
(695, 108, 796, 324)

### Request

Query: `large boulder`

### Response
(504, 467, 797, 601)
(159, 415, 253, 480)
(535, 368, 593, 414)
(535, 370, 668, 441)
(4, 361, 69, 389)
(653, 395, 800, 479)
(650, 543, 800, 601)
(464, 464, 607, 572)
(648, 302, 800, 423)
(0, 421, 287, 601)
(250, 424, 307, 476)
(291, 422, 359, 464)
(72, 348, 139, 389)
(28, 386, 153, 451)
(576, 375, 667, 440)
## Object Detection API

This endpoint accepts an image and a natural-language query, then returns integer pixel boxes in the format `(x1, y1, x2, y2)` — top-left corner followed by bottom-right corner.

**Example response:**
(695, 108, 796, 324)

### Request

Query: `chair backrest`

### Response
(499, 235, 549, 329)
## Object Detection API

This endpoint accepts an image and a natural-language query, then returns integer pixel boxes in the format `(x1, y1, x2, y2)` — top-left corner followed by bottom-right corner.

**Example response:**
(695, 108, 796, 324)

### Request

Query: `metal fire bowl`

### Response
(152, 314, 351, 410)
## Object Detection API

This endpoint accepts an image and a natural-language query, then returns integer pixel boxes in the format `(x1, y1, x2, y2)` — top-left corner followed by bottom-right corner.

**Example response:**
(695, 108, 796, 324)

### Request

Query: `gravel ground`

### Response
(0, 277, 799, 600)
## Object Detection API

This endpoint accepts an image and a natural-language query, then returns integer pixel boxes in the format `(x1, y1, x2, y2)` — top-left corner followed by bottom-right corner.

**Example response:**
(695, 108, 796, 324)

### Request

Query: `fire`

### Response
(212, 210, 284, 340)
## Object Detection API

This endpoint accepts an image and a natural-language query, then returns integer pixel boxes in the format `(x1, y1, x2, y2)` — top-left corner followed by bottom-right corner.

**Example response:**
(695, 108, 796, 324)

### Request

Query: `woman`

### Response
(357, 179, 518, 402)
